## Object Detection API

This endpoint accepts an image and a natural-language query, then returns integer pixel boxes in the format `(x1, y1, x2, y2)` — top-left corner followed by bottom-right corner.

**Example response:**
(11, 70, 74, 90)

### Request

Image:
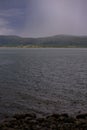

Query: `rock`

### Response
(1, 113, 87, 130)
(37, 118, 45, 123)
(76, 114, 87, 119)
(13, 113, 36, 120)
(50, 114, 60, 119)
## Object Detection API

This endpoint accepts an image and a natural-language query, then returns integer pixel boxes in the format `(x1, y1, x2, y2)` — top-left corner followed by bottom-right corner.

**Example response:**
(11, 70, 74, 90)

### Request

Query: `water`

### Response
(0, 48, 87, 118)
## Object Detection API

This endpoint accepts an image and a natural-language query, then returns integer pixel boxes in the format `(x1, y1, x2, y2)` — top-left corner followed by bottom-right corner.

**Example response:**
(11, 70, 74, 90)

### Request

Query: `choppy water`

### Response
(0, 48, 87, 118)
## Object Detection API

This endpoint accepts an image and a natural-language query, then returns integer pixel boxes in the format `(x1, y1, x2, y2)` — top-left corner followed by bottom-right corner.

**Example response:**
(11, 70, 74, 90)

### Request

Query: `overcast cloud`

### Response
(0, 0, 87, 37)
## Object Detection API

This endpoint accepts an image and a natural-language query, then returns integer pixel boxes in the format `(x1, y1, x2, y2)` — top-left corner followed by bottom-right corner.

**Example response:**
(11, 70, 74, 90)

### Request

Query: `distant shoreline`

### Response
(1, 35, 87, 48)
(0, 46, 87, 48)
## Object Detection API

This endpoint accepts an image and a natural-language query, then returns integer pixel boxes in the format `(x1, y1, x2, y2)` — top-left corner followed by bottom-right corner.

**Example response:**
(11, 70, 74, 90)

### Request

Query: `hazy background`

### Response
(0, 0, 87, 37)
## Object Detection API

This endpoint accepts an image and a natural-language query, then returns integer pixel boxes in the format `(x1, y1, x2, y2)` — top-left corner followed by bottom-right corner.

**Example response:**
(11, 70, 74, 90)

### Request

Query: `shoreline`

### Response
(0, 46, 87, 48)
(1, 113, 87, 130)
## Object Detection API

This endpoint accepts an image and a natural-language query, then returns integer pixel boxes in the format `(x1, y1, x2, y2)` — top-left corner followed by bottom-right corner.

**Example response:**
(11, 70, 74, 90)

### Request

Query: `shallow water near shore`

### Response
(0, 48, 87, 119)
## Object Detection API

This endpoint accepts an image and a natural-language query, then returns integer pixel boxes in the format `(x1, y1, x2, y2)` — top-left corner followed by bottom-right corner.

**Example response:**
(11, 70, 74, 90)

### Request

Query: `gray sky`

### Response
(0, 0, 87, 37)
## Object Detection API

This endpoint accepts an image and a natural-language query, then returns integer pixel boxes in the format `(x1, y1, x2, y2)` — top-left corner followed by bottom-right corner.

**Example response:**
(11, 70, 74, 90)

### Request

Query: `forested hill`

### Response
(0, 35, 87, 47)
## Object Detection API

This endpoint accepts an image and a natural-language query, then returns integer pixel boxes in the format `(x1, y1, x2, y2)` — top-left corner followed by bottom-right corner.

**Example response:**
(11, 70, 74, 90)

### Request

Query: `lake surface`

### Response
(0, 48, 87, 118)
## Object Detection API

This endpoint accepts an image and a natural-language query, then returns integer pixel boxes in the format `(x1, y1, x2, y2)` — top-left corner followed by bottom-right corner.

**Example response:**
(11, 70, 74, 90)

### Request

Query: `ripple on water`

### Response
(0, 48, 87, 117)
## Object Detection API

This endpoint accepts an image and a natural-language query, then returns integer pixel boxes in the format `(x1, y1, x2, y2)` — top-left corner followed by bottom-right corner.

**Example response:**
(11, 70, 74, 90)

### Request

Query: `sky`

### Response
(0, 0, 87, 37)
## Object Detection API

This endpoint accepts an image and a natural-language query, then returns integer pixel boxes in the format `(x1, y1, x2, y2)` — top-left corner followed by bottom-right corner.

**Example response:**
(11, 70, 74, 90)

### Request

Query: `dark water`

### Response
(0, 48, 87, 118)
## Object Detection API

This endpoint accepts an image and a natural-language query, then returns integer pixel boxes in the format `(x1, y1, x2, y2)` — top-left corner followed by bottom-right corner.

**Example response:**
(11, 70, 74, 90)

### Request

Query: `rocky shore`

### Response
(0, 113, 87, 130)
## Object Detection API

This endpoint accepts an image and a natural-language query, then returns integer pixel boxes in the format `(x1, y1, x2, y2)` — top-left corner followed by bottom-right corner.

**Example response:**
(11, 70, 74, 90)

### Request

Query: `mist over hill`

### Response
(0, 35, 87, 47)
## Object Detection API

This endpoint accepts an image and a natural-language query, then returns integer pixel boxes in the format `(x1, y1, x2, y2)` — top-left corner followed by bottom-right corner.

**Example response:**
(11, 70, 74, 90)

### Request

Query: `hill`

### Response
(0, 35, 87, 47)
